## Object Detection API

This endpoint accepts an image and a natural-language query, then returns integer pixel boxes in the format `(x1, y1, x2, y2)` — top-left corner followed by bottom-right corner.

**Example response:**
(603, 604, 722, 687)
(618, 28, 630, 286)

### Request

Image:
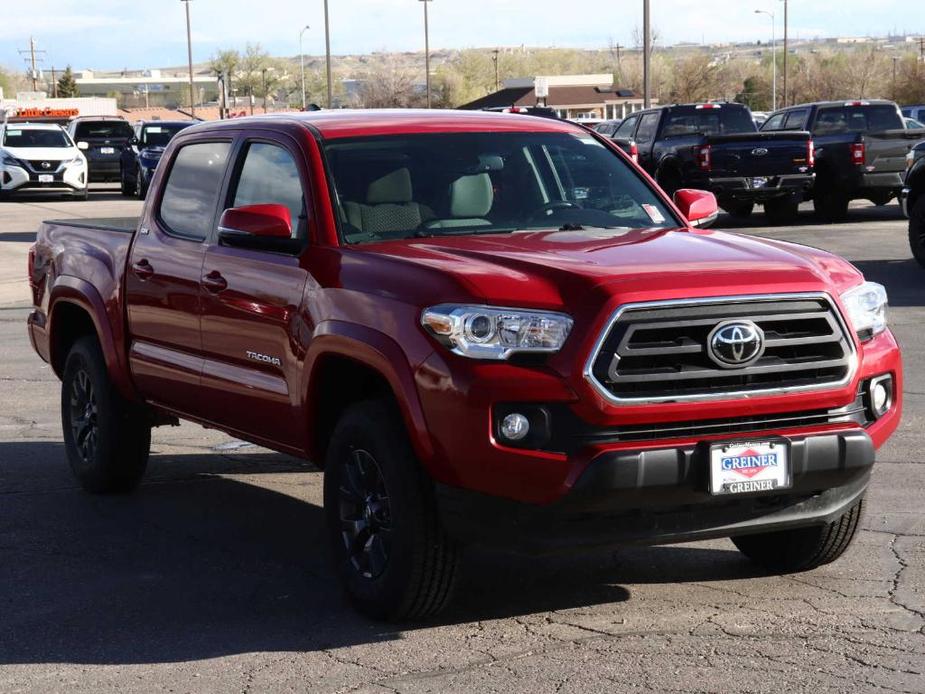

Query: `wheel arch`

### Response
(302, 322, 434, 468)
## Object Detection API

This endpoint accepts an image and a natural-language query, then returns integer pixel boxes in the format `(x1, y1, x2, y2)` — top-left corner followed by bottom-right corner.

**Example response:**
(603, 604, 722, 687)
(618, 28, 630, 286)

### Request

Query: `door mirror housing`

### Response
(217, 204, 304, 254)
(673, 189, 719, 228)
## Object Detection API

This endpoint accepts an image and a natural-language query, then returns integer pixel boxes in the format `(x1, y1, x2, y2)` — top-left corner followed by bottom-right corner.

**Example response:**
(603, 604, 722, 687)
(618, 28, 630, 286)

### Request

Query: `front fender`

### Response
(48, 276, 137, 402)
(301, 320, 435, 465)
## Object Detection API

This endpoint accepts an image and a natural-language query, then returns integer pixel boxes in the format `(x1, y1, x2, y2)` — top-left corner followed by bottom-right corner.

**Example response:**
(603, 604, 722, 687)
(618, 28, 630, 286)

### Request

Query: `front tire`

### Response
(136, 169, 148, 200)
(732, 497, 864, 572)
(909, 196, 925, 268)
(120, 167, 135, 196)
(324, 400, 459, 621)
(61, 336, 151, 493)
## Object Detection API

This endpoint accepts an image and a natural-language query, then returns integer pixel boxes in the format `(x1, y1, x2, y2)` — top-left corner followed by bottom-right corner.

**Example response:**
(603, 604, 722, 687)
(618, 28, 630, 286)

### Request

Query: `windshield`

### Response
(2, 128, 71, 148)
(74, 121, 134, 140)
(662, 106, 757, 137)
(324, 131, 678, 244)
(141, 123, 190, 147)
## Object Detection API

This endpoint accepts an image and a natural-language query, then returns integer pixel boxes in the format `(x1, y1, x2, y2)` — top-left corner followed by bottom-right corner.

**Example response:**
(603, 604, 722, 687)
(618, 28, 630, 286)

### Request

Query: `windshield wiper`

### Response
(412, 227, 518, 238)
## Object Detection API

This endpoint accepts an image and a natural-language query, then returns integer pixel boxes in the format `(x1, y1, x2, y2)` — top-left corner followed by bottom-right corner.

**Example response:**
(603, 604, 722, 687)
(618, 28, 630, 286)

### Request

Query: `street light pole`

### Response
(420, 0, 433, 108)
(181, 0, 195, 118)
(755, 9, 776, 111)
(299, 24, 310, 110)
(324, 0, 333, 108)
(643, 0, 651, 108)
(892, 56, 899, 101)
(780, 0, 788, 107)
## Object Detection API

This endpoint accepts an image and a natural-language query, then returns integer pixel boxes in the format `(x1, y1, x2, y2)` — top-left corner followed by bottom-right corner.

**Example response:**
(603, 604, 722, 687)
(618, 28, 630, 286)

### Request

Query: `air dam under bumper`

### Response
(437, 430, 873, 553)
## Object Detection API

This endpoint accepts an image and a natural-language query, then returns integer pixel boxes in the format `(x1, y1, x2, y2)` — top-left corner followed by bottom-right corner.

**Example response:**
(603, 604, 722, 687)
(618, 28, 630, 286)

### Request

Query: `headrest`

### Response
(449, 173, 493, 218)
(366, 168, 413, 204)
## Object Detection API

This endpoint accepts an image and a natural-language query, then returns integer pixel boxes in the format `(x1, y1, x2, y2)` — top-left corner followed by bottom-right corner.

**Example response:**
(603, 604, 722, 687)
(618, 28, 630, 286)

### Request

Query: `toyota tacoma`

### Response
(28, 110, 902, 620)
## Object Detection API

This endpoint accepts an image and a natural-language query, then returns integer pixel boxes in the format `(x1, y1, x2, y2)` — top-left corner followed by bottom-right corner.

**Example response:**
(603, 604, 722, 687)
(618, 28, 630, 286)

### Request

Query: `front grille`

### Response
(587, 295, 855, 403)
(25, 160, 62, 173)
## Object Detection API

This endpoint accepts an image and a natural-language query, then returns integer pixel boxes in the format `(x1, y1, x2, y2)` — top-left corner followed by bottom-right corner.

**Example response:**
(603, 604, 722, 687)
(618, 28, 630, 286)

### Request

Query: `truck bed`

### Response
(44, 217, 139, 234)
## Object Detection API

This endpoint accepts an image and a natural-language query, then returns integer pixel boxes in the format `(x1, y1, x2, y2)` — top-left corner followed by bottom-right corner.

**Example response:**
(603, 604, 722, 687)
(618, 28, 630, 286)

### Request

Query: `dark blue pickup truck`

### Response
(611, 103, 814, 224)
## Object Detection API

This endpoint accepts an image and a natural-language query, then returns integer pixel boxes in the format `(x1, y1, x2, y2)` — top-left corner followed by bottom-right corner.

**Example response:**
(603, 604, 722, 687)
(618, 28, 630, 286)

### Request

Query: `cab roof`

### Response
(195, 109, 583, 140)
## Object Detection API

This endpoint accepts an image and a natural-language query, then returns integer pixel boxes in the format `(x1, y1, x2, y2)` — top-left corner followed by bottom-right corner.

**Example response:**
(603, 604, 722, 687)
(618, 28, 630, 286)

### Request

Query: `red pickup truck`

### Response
(27, 111, 901, 620)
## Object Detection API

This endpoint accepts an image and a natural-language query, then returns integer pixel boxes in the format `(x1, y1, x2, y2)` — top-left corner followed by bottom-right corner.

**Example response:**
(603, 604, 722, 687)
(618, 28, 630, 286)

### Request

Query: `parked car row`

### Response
(594, 99, 925, 224)
(0, 114, 194, 201)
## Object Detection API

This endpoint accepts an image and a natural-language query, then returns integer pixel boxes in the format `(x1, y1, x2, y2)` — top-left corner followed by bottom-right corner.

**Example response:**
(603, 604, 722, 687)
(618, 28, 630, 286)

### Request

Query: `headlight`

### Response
(841, 281, 888, 339)
(0, 152, 23, 167)
(64, 156, 84, 166)
(421, 304, 573, 359)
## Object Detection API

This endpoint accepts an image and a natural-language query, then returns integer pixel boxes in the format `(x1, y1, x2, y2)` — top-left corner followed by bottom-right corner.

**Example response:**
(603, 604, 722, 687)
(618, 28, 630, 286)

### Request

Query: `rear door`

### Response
(198, 135, 311, 448)
(125, 136, 233, 416)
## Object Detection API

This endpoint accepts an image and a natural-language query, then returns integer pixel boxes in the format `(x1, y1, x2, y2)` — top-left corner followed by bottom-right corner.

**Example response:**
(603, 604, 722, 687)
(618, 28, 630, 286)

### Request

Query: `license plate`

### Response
(100, 147, 115, 154)
(38, 174, 53, 183)
(751, 177, 768, 188)
(709, 440, 790, 495)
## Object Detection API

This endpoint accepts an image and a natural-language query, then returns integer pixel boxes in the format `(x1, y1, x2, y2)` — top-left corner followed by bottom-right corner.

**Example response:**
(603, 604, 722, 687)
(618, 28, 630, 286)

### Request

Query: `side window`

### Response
(813, 108, 848, 135)
(159, 141, 232, 240)
(614, 115, 639, 138)
(634, 113, 660, 144)
(230, 142, 306, 239)
(783, 109, 809, 130)
(762, 113, 786, 131)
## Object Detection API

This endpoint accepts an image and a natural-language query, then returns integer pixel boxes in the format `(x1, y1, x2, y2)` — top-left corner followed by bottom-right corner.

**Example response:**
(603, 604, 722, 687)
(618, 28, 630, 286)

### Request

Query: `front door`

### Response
(198, 138, 311, 448)
(125, 138, 232, 416)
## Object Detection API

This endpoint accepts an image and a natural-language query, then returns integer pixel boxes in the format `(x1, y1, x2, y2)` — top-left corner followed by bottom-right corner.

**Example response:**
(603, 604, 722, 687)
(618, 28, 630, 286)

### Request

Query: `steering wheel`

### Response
(531, 200, 582, 218)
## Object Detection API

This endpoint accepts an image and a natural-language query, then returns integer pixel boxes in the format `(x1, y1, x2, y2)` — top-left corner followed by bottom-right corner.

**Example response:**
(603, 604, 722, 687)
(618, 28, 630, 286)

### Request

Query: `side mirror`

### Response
(219, 203, 292, 238)
(218, 204, 304, 253)
(129, 136, 140, 146)
(673, 189, 719, 228)
(77, 141, 89, 150)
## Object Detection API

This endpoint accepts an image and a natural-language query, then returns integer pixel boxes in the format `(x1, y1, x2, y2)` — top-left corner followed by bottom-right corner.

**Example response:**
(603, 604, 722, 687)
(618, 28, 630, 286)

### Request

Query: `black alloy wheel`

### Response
(338, 447, 393, 580)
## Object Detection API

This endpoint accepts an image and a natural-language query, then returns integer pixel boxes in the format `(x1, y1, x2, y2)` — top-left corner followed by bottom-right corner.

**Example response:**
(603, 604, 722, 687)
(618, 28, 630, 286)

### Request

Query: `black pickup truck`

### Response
(761, 100, 925, 221)
(901, 139, 925, 266)
(610, 103, 814, 223)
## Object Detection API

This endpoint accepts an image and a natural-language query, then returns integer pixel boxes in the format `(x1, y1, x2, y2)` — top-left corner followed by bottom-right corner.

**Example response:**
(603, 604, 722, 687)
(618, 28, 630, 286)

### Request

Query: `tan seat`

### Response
(425, 173, 494, 229)
(343, 168, 429, 235)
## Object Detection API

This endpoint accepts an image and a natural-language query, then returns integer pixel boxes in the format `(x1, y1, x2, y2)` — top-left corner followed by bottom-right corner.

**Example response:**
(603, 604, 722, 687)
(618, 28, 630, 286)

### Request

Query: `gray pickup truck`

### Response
(761, 100, 925, 221)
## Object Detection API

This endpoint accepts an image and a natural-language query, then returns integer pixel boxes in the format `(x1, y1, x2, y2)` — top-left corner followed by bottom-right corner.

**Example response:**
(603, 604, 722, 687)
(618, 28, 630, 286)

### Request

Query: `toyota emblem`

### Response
(707, 320, 765, 368)
(751, 148, 769, 156)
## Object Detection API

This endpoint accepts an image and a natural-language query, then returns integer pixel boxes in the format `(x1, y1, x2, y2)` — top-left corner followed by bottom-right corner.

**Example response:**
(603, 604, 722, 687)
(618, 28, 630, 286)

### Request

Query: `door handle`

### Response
(202, 270, 227, 293)
(132, 259, 154, 280)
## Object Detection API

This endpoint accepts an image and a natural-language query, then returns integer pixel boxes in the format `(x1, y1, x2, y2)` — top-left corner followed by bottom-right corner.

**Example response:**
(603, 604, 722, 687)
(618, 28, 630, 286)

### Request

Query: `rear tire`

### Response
(732, 497, 864, 572)
(61, 336, 151, 493)
(909, 196, 925, 268)
(324, 399, 459, 621)
(868, 192, 892, 207)
(120, 167, 135, 196)
(764, 197, 800, 225)
(814, 188, 849, 223)
(725, 202, 755, 219)
(656, 169, 683, 198)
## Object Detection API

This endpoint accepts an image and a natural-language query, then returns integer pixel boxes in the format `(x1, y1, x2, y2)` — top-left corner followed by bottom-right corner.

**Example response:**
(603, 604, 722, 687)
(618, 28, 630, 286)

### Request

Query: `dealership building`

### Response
(459, 74, 654, 120)
(74, 69, 220, 109)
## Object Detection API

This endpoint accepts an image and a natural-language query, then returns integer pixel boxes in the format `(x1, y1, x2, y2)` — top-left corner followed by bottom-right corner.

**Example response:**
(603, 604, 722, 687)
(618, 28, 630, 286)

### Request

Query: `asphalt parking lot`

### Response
(0, 190, 923, 693)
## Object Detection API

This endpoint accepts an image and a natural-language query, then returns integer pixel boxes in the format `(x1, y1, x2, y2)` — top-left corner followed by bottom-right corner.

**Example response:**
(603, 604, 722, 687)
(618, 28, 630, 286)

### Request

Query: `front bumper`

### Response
(438, 430, 873, 553)
(1, 164, 87, 195)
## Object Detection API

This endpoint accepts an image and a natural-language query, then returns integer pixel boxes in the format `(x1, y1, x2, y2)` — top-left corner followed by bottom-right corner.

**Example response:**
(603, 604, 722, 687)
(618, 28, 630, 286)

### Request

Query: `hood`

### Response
(139, 146, 166, 160)
(3, 146, 79, 162)
(355, 227, 863, 311)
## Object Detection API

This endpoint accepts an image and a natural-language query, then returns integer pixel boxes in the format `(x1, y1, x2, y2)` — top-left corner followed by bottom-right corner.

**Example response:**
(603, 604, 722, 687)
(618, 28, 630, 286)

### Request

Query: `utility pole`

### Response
(643, 0, 651, 108)
(299, 25, 310, 110)
(324, 0, 333, 108)
(420, 0, 433, 108)
(181, 0, 196, 118)
(18, 37, 45, 92)
(491, 49, 500, 91)
(780, 0, 788, 107)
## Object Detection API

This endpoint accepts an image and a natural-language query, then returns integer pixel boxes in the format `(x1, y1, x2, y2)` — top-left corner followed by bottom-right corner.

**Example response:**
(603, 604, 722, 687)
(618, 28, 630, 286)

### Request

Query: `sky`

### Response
(1, 0, 919, 73)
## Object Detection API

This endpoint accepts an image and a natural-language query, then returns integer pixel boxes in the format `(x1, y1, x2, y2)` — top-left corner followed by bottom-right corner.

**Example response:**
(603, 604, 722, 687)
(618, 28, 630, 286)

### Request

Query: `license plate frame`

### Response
(38, 174, 54, 183)
(709, 439, 791, 495)
(100, 147, 115, 155)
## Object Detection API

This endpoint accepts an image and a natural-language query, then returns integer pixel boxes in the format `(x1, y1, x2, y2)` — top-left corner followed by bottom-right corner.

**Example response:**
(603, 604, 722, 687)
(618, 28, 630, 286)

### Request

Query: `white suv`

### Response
(0, 123, 88, 200)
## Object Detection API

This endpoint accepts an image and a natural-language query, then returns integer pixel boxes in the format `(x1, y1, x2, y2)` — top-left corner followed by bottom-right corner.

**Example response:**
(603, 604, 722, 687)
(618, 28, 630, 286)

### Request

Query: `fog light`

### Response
(500, 413, 530, 441)
(868, 374, 893, 419)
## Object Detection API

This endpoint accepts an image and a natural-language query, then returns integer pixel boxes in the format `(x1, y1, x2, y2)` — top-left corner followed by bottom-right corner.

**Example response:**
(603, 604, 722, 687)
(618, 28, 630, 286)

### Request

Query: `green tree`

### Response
(57, 66, 79, 97)
(210, 48, 241, 100)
